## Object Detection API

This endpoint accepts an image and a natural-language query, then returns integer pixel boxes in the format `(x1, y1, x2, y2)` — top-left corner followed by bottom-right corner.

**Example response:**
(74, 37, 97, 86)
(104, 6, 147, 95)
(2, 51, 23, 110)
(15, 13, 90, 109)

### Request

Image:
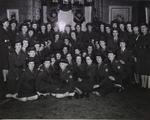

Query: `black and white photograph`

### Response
(0, 0, 150, 119)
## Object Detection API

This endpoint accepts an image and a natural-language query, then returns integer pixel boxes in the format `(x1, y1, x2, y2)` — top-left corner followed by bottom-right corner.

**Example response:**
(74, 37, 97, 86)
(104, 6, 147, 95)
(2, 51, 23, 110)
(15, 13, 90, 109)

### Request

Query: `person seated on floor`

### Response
(84, 55, 96, 97)
(73, 55, 87, 98)
(6, 40, 26, 98)
(51, 59, 75, 98)
(36, 57, 52, 97)
(16, 57, 38, 102)
(93, 53, 109, 89)
(93, 51, 124, 96)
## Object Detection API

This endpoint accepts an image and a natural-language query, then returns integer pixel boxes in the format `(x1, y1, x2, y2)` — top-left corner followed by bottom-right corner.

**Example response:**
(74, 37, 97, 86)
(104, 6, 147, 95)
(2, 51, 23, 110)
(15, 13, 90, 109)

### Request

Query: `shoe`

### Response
(37, 92, 50, 97)
(27, 95, 38, 101)
(68, 92, 75, 96)
(5, 94, 13, 98)
(15, 97, 28, 102)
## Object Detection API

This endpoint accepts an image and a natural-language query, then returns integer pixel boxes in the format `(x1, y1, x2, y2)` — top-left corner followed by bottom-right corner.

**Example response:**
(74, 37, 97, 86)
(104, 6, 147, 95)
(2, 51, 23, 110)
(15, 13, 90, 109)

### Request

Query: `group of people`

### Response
(0, 17, 150, 102)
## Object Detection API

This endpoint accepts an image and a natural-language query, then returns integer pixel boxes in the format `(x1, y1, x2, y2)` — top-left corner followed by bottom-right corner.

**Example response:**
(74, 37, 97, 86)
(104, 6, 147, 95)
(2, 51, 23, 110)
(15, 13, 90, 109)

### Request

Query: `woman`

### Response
(17, 58, 38, 102)
(136, 23, 150, 88)
(6, 40, 26, 98)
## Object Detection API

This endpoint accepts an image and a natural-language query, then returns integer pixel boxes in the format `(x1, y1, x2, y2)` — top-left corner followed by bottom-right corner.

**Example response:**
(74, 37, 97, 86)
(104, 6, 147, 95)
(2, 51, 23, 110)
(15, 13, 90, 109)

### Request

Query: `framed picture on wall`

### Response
(7, 9, 19, 22)
(109, 6, 132, 23)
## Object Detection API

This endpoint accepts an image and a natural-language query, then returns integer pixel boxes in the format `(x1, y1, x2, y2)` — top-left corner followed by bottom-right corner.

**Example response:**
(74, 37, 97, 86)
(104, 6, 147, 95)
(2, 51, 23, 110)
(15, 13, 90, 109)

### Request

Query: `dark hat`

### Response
(27, 57, 35, 63)
(140, 22, 148, 27)
(107, 50, 116, 54)
(99, 22, 105, 26)
(50, 54, 55, 58)
(95, 52, 102, 57)
(40, 23, 46, 27)
(1, 18, 9, 23)
(44, 57, 51, 61)
(33, 40, 40, 45)
(119, 38, 126, 43)
(126, 21, 132, 25)
(15, 39, 22, 44)
(105, 24, 111, 28)
(10, 19, 18, 24)
(65, 24, 71, 28)
(27, 47, 36, 52)
(132, 23, 139, 28)
(50, 10, 58, 17)
(28, 27, 34, 31)
(119, 21, 125, 25)
(24, 19, 31, 23)
(60, 59, 68, 64)
(32, 20, 38, 24)
(86, 22, 93, 28)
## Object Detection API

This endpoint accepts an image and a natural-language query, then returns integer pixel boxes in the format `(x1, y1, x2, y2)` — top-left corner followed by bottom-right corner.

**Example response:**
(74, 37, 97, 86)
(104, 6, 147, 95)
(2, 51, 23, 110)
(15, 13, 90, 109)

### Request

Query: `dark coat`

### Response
(136, 33, 150, 74)
(107, 38, 120, 53)
(95, 62, 109, 84)
(84, 64, 96, 92)
(17, 68, 37, 97)
(16, 32, 28, 41)
(36, 66, 59, 93)
(9, 29, 18, 47)
(7, 50, 26, 94)
(58, 66, 74, 93)
(0, 27, 11, 69)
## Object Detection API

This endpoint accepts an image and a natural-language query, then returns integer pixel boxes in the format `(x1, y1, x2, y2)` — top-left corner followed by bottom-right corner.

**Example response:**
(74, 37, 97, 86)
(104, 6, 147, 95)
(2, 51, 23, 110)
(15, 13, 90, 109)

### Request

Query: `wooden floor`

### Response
(0, 86, 150, 119)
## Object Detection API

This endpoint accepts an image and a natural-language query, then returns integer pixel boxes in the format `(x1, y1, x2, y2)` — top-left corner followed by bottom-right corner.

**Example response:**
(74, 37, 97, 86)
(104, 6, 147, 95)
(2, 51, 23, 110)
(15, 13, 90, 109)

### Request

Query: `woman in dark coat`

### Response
(95, 51, 124, 96)
(117, 40, 134, 86)
(9, 20, 18, 47)
(6, 40, 26, 98)
(0, 18, 11, 82)
(36, 57, 57, 95)
(17, 58, 38, 102)
(73, 55, 87, 97)
(51, 59, 75, 98)
(84, 56, 96, 96)
(16, 23, 29, 41)
(136, 24, 150, 88)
